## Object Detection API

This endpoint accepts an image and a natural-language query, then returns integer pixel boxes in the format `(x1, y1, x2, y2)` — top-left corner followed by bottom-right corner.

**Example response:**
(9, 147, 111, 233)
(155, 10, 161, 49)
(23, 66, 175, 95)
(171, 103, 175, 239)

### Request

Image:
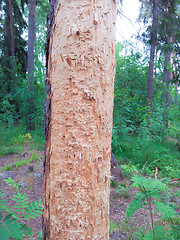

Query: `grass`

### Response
(0, 152, 42, 172)
(0, 124, 45, 156)
(114, 134, 180, 178)
(110, 221, 120, 234)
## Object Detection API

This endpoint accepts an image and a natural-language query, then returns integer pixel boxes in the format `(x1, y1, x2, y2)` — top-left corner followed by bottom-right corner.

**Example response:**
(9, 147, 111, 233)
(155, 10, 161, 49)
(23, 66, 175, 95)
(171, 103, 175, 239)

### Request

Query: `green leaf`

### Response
(3, 214, 12, 222)
(27, 214, 36, 219)
(154, 201, 176, 220)
(5, 218, 17, 226)
(0, 225, 10, 240)
(30, 202, 36, 210)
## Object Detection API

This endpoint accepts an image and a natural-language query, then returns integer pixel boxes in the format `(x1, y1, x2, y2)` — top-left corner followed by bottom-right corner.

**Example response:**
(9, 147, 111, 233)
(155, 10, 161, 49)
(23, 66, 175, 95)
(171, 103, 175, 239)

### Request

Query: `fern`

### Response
(124, 175, 177, 240)
(23, 199, 43, 220)
(0, 212, 31, 240)
(3, 177, 19, 189)
(154, 201, 176, 221)
(126, 193, 145, 217)
(0, 178, 43, 239)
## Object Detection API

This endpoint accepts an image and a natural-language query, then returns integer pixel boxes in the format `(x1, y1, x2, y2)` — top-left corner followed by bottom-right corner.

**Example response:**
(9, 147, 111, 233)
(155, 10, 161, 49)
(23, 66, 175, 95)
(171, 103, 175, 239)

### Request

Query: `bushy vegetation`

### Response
(0, 125, 44, 156)
(112, 42, 180, 179)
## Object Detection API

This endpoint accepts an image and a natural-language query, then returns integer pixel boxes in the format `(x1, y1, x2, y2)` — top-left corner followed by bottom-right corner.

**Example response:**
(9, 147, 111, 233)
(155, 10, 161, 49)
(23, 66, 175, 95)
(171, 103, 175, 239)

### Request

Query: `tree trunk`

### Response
(162, 45, 171, 128)
(174, 83, 178, 109)
(173, 52, 178, 110)
(43, 0, 116, 239)
(8, 0, 16, 89)
(26, 0, 36, 131)
(147, 0, 158, 111)
(8, 0, 15, 59)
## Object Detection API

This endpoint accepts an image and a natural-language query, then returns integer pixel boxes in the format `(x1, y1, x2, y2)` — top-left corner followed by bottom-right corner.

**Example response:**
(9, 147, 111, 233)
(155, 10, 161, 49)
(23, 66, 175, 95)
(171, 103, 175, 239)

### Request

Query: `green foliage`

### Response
(114, 134, 180, 178)
(110, 221, 119, 234)
(0, 125, 45, 156)
(0, 0, 47, 130)
(113, 43, 149, 140)
(112, 42, 180, 179)
(0, 95, 16, 127)
(120, 164, 139, 176)
(124, 175, 177, 239)
(1, 152, 42, 172)
(0, 178, 43, 240)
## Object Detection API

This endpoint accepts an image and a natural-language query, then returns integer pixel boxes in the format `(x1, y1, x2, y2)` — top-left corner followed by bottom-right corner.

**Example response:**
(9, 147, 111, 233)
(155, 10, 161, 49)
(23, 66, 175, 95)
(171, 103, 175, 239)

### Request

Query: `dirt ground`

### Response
(0, 150, 179, 240)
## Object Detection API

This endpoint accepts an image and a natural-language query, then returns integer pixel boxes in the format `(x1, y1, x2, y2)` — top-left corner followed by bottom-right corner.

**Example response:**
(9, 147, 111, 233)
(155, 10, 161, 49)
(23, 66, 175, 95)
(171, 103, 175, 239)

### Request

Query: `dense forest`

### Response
(0, 0, 180, 239)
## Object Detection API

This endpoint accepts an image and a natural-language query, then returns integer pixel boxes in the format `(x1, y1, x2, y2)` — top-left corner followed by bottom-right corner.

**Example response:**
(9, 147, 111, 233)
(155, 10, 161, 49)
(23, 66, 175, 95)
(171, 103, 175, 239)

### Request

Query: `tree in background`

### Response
(0, 0, 48, 128)
(138, 0, 179, 131)
(147, 0, 158, 113)
(26, 0, 36, 131)
(0, 0, 27, 125)
(158, 0, 179, 127)
(43, 0, 116, 239)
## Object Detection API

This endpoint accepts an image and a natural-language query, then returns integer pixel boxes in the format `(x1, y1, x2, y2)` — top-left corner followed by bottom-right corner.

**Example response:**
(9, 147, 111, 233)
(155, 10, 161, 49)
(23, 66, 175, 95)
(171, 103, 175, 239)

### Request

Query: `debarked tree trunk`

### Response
(43, 1, 116, 239)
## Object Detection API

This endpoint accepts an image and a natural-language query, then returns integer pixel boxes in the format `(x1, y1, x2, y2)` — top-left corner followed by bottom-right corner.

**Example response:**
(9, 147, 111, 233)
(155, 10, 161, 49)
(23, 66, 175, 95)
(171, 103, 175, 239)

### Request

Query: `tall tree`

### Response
(0, 0, 27, 121)
(8, 0, 15, 60)
(26, 0, 36, 131)
(147, 0, 158, 111)
(159, 0, 179, 127)
(43, 0, 116, 239)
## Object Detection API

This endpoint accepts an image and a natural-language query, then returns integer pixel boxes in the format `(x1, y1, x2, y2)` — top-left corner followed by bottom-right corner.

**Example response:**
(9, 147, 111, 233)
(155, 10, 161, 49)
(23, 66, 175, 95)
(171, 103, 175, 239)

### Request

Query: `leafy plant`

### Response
(124, 175, 177, 240)
(0, 177, 43, 240)
(110, 221, 119, 234)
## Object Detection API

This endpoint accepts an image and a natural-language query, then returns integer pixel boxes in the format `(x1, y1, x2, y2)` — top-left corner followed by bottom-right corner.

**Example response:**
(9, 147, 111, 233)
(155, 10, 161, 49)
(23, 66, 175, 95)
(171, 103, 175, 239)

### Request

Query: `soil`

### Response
(0, 149, 179, 240)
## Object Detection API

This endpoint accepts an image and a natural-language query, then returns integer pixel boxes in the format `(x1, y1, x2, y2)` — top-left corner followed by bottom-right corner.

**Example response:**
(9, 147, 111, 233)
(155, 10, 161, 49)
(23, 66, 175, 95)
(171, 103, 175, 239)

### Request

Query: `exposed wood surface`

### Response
(43, 1, 116, 239)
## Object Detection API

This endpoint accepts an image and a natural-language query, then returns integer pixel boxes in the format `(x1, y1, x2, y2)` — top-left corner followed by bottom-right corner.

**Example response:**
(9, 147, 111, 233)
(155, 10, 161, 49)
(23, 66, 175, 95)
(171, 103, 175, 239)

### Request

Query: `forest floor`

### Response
(0, 148, 179, 240)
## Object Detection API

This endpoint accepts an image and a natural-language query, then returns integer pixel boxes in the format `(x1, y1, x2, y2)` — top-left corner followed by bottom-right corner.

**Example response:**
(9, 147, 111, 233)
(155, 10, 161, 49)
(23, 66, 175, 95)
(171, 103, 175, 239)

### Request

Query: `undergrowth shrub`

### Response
(118, 175, 178, 239)
(113, 134, 180, 178)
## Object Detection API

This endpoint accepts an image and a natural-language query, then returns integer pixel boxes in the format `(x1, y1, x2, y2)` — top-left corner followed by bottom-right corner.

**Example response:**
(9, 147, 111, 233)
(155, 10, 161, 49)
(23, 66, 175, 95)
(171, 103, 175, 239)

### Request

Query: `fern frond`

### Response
(0, 212, 32, 240)
(3, 177, 19, 189)
(154, 201, 176, 220)
(126, 193, 145, 218)
(23, 199, 43, 220)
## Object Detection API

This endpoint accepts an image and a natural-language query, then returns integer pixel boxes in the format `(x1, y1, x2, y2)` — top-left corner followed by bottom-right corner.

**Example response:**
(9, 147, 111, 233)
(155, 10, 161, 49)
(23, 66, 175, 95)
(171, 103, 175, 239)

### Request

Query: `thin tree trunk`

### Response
(174, 83, 178, 109)
(147, 0, 158, 111)
(8, 0, 16, 89)
(43, 0, 116, 239)
(26, 0, 36, 131)
(8, 0, 15, 58)
(162, 44, 171, 128)
(173, 52, 178, 110)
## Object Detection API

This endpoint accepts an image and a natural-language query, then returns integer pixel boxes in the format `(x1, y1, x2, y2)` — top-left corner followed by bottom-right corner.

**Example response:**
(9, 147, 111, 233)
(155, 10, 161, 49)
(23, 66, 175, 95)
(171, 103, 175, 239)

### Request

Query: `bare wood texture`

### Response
(43, 0, 116, 239)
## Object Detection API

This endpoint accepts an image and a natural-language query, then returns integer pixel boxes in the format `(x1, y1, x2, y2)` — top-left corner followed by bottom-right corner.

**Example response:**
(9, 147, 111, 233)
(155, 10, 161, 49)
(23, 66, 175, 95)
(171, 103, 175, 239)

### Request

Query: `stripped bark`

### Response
(43, 0, 116, 239)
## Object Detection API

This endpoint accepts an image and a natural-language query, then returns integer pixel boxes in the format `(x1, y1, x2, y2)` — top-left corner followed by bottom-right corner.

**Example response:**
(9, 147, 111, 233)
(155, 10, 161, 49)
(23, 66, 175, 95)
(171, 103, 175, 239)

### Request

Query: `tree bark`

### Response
(162, 0, 172, 128)
(26, 0, 36, 131)
(174, 83, 178, 109)
(43, 0, 116, 239)
(8, 0, 16, 89)
(172, 52, 178, 110)
(8, 0, 15, 59)
(147, 0, 158, 111)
